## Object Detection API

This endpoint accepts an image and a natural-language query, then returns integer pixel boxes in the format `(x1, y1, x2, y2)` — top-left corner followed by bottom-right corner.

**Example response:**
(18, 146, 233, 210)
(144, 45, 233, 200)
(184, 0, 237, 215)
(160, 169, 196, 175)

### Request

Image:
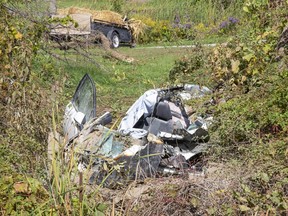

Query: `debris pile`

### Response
(57, 74, 213, 188)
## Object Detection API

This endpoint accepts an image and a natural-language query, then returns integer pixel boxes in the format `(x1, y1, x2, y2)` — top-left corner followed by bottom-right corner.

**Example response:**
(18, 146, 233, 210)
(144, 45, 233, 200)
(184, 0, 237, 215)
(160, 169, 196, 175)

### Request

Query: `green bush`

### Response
(212, 68, 288, 145)
(137, 17, 195, 44)
(169, 45, 210, 85)
(0, 174, 49, 215)
(167, 1, 288, 214)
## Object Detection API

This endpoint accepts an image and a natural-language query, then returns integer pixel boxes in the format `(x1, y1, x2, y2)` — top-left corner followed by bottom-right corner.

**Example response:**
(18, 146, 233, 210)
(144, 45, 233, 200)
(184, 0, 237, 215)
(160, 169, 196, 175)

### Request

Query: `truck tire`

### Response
(110, 31, 120, 49)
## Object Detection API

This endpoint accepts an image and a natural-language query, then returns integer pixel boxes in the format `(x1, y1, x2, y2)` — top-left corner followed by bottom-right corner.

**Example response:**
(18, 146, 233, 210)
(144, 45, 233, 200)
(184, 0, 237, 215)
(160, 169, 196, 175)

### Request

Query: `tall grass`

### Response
(58, 0, 245, 25)
(130, 0, 245, 23)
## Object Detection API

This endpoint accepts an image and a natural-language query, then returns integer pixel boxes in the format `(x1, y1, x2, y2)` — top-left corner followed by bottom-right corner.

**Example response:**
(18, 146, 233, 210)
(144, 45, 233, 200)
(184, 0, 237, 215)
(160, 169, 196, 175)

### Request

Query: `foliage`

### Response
(169, 1, 287, 89)
(0, 1, 48, 175)
(0, 1, 66, 214)
(43, 135, 107, 215)
(129, 0, 244, 23)
(212, 67, 288, 145)
(209, 1, 288, 214)
(233, 154, 288, 214)
(0, 174, 49, 215)
(137, 17, 195, 44)
(209, 0, 286, 88)
(169, 45, 211, 85)
(58, 0, 245, 43)
(209, 31, 278, 90)
(0, 0, 287, 214)
(209, 137, 288, 215)
(209, 0, 288, 137)
(168, 0, 288, 149)
(58, 0, 244, 24)
(112, 0, 124, 13)
(168, 1, 288, 214)
(218, 16, 240, 34)
(193, 22, 216, 38)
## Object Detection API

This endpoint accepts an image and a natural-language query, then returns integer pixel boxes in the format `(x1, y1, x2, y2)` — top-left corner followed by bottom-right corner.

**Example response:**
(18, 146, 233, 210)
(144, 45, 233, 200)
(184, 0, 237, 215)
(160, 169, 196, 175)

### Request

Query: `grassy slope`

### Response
(59, 46, 196, 117)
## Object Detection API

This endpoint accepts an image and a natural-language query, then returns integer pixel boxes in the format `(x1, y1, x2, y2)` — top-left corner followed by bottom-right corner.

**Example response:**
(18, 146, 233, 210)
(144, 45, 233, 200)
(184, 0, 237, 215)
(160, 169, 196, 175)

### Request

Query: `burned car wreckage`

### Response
(62, 74, 212, 188)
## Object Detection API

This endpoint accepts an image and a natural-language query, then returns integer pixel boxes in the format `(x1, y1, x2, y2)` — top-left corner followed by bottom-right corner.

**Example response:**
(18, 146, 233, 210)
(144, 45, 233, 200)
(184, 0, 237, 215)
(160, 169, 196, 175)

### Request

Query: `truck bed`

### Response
(49, 14, 134, 47)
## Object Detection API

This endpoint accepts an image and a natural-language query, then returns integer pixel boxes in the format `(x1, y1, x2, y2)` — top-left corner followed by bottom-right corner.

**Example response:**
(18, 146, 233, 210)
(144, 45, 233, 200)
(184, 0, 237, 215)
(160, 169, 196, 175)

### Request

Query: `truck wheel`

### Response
(110, 32, 120, 48)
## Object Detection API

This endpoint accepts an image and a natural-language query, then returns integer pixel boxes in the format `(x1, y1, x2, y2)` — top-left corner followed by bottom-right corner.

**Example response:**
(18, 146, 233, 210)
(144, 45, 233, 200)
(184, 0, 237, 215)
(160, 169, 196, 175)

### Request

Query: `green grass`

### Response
(56, 44, 197, 118)
(57, 0, 244, 24)
(138, 36, 228, 47)
(57, 0, 113, 10)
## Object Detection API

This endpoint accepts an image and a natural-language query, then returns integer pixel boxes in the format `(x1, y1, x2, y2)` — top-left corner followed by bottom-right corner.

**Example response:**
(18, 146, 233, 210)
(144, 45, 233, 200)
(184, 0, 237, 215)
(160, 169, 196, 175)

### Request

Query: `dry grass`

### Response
(128, 18, 146, 40)
(91, 160, 249, 215)
(57, 7, 125, 25)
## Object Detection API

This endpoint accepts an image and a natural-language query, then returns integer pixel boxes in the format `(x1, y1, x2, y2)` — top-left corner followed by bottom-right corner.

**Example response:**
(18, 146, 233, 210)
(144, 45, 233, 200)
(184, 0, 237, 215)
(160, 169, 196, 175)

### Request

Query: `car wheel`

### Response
(110, 32, 120, 48)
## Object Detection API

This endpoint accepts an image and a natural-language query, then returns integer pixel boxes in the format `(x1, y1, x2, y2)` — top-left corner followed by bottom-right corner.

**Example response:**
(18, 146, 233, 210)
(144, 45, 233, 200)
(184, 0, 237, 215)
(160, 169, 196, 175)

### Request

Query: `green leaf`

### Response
(190, 198, 199, 207)
(270, 195, 281, 205)
(238, 196, 248, 203)
(231, 60, 240, 73)
(94, 209, 105, 216)
(241, 184, 251, 193)
(263, 44, 271, 54)
(252, 69, 259, 75)
(239, 205, 250, 212)
(97, 203, 108, 212)
(207, 207, 216, 214)
(261, 173, 270, 183)
(226, 207, 233, 215)
(243, 6, 250, 13)
(243, 53, 254, 62)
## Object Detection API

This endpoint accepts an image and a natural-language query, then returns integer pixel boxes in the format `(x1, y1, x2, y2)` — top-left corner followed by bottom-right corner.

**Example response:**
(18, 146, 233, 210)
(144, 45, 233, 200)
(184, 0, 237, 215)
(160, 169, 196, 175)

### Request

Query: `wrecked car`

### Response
(62, 73, 212, 188)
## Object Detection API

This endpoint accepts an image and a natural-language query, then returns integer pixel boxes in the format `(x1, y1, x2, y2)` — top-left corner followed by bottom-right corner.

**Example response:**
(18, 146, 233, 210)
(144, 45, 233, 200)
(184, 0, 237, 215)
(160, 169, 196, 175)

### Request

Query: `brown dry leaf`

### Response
(241, 75, 247, 83)
(13, 182, 30, 194)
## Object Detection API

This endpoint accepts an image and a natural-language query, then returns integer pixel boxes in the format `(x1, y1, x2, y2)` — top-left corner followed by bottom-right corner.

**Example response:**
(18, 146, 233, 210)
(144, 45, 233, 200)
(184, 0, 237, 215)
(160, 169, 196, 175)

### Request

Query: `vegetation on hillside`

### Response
(0, 0, 287, 215)
(57, 0, 244, 44)
(0, 1, 68, 214)
(169, 0, 288, 214)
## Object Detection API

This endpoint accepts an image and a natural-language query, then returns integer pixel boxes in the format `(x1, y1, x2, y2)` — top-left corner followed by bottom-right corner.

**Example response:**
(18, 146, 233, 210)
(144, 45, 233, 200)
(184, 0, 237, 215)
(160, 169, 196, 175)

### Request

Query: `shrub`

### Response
(218, 16, 240, 34)
(169, 45, 210, 85)
(137, 16, 195, 44)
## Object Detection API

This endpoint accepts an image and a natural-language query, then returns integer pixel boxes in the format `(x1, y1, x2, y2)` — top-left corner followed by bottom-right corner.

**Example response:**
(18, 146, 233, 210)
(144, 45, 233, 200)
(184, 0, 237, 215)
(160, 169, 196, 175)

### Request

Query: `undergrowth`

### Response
(58, 0, 244, 44)
(1, 0, 287, 215)
(168, 0, 288, 214)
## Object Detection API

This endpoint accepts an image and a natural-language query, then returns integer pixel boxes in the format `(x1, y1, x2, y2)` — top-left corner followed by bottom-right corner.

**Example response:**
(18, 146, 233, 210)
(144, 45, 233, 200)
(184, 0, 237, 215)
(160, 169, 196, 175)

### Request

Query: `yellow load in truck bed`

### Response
(57, 7, 125, 25)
